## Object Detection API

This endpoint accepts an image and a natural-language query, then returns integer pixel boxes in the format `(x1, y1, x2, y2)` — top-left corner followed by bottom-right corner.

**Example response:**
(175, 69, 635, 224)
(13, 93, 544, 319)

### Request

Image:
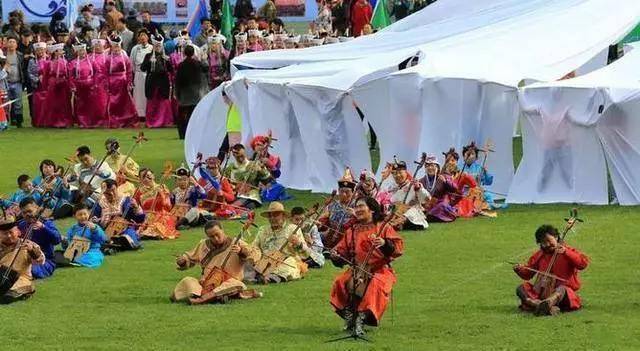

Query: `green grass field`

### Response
(1, 127, 639, 350)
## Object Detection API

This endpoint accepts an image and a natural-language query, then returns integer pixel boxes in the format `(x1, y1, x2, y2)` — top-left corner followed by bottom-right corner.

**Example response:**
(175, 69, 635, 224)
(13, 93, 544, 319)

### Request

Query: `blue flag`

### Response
(187, 0, 209, 39)
(198, 166, 221, 191)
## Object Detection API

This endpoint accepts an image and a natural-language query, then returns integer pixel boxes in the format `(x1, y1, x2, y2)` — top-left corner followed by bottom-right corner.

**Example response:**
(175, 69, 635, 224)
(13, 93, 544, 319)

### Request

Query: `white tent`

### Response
(508, 43, 640, 205)
(185, 0, 640, 194)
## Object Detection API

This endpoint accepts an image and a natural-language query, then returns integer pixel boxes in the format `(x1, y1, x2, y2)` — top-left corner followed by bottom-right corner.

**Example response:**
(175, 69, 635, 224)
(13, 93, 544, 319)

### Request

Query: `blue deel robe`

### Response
(64, 223, 108, 268)
(18, 219, 61, 278)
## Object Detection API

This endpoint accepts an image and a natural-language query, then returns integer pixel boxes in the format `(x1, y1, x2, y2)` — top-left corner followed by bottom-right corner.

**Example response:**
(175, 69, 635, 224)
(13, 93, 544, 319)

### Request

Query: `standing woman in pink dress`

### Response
(88, 39, 108, 126)
(27, 42, 49, 127)
(141, 34, 174, 128)
(42, 43, 72, 128)
(69, 42, 103, 128)
(105, 35, 138, 128)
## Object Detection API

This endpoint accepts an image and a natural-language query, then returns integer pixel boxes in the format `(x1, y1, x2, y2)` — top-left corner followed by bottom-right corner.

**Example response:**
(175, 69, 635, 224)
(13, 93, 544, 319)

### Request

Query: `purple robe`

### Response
(69, 57, 104, 128)
(419, 174, 460, 223)
(89, 53, 109, 125)
(207, 49, 229, 90)
(105, 52, 138, 128)
(32, 58, 49, 127)
(43, 58, 73, 128)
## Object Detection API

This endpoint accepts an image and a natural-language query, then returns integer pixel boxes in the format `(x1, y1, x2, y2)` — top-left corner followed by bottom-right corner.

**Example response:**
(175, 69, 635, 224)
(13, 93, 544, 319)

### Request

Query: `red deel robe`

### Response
(198, 176, 237, 218)
(515, 245, 589, 310)
(330, 222, 403, 325)
(350, 1, 372, 37)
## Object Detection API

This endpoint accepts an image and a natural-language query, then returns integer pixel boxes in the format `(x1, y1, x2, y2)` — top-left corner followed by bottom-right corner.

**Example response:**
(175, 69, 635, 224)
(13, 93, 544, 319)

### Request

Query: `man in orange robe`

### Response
(329, 197, 403, 336)
(514, 224, 589, 316)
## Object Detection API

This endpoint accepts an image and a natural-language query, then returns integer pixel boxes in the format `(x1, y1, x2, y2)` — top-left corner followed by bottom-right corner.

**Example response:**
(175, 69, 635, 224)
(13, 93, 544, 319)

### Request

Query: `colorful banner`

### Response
(3, 0, 317, 23)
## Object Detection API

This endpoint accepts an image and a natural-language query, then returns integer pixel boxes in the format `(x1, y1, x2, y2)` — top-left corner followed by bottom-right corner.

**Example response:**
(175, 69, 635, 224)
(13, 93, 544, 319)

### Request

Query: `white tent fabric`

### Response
(184, 86, 229, 165)
(185, 0, 640, 195)
(509, 44, 640, 205)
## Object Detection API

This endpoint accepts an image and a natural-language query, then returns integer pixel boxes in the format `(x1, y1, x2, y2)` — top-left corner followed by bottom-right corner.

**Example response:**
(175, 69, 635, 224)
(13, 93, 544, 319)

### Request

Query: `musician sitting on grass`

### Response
(95, 179, 144, 251)
(17, 197, 62, 279)
(0, 213, 45, 304)
(513, 224, 589, 316)
(259, 176, 290, 203)
(1, 174, 43, 212)
(224, 144, 271, 210)
(62, 204, 108, 268)
(172, 220, 262, 305)
(247, 202, 310, 284)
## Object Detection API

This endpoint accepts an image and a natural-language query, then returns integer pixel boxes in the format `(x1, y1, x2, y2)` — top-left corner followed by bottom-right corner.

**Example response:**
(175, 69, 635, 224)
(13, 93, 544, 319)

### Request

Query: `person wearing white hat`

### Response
(247, 29, 263, 52)
(27, 42, 48, 127)
(130, 28, 153, 119)
(204, 35, 229, 90)
(141, 34, 174, 128)
(261, 33, 274, 51)
(88, 38, 109, 127)
(248, 201, 310, 283)
(42, 42, 73, 128)
(385, 157, 430, 230)
(418, 154, 460, 223)
(68, 41, 104, 128)
(105, 35, 138, 127)
(231, 33, 248, 58)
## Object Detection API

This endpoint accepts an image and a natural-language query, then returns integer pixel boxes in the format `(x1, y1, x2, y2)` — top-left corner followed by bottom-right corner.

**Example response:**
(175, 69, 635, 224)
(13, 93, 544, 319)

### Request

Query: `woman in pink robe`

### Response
(29, 43, 49, 127)
(88, 39, 109, 127)
(69, 43, 104, 128)
(205, 36, 230, 90)
(42, 43, 73, 128)
(105, 36, 138, 128)
(141, 34, 174, 128)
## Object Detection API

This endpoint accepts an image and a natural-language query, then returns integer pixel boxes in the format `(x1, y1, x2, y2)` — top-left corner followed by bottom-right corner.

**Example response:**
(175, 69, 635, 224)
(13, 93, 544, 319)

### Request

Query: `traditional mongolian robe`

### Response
(95, 195, 144, 250)
(301, 220, 325, 268)
(386, 177, 430, 229)
(251, 222, 310, 281)
(515, 246, 589, 311)
(1, 189, 43, 211)
(106, 153, 140, 185)
(206, 48, 229, 89)
(460, 160, 505, 209)
(224, 159, 271, 206)
(260, 180, 290, 203)
(187, 167, 238, 220)
(419, 174, 461, 223)
(0, 239, 45, 304)
(69, 57, 103, 128)
(105, 52, 138, 128)
(330, 221, 404, 326)
(17, 219, 61, 279)
(135, 183, 179, 239)
(173, 237, 262, 304)
(28, 57, 48, 127)
(43, 57, 72, 128)
(451, 173, 479, 218)
(141, 52, 174, 127)
(130, 44, 153, 118)
(63, 223, 108, 268)
(88, 52, 109, 124)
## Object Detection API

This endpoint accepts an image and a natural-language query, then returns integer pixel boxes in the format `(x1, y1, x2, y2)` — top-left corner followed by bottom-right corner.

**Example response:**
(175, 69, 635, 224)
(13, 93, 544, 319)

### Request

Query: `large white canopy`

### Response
(185, 0, 640, 195)
(508, 43, 640, 205)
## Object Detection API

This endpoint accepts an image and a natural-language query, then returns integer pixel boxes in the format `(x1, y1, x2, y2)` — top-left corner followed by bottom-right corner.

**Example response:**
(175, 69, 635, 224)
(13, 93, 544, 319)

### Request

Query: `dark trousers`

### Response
(177, 105, 195, 140)
(217, 133, 230, 162)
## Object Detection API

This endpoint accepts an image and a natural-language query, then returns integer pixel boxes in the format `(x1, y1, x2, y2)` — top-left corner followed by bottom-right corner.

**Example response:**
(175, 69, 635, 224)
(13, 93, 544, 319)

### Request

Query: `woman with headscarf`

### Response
(105, 35, 138, 128)
(129, 29, 153, 120)
(141, 34, 174, 127)
(203, 34, 229, 90)
(42, 43, 72, 128)
(68, 41, 103, 128)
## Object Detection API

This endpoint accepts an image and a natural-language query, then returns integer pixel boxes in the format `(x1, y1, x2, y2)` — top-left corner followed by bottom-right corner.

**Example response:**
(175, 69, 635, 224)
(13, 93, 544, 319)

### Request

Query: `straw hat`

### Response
(260, 201, 287, 218)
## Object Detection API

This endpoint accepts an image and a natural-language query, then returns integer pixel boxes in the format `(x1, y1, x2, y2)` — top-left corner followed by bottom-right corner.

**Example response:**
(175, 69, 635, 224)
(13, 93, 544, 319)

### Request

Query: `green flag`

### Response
(221, 0, 235, 49)
(370, 0, 391, 30)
